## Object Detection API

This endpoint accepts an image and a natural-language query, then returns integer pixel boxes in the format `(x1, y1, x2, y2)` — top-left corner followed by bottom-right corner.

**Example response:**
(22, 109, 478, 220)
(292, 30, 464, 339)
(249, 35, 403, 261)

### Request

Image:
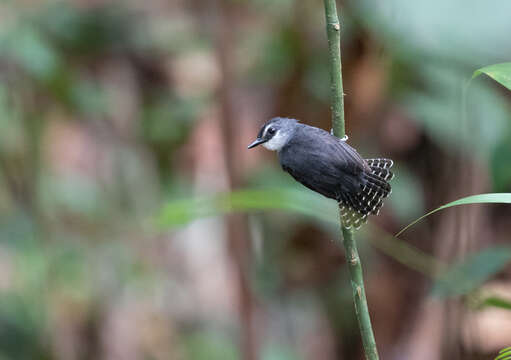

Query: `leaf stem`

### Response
(323, 1, 380, 359)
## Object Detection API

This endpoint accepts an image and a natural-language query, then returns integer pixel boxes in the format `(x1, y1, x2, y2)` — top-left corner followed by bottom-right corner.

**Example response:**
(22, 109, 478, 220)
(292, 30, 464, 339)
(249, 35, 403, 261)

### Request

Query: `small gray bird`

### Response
(247, 117, 394, 229)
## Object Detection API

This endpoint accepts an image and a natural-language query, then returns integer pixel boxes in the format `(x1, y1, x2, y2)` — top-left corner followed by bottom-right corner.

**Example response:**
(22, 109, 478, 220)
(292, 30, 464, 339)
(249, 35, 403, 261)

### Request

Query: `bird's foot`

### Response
(330, 129, 349, 142)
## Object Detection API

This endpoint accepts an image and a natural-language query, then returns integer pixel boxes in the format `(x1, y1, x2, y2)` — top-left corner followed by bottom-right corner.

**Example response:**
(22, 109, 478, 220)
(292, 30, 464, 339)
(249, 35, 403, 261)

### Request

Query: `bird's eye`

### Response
(267, 127, 276, 135)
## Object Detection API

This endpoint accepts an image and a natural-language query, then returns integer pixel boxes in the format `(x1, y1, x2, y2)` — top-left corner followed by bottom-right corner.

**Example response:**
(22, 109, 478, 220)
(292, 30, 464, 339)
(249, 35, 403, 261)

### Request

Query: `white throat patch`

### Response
(262, 130, 288, 151)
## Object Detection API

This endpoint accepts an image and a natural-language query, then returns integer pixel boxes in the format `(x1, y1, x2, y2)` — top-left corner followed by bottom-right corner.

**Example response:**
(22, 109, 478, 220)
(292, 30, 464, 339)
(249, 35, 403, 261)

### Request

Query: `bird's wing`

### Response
(279, 126, 365, 199)
(307, 126, 369, 173)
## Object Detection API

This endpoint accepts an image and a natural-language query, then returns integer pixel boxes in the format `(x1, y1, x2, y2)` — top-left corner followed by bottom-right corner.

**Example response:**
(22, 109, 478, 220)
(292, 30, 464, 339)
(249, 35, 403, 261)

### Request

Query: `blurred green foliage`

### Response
(477, 296, 511, 311)
(432, 246, 511, 297)
(185, 332, 240, 360)
(0, 0, 510, 358)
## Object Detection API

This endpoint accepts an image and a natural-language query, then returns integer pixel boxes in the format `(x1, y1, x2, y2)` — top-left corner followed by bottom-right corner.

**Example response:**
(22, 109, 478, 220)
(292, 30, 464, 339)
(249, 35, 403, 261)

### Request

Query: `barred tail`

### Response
(339, 158, 394, 229)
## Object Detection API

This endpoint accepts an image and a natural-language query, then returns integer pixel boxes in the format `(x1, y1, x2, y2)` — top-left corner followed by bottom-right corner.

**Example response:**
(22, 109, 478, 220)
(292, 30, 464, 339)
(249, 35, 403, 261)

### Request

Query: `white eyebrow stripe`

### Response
(262, 125, 269, 138)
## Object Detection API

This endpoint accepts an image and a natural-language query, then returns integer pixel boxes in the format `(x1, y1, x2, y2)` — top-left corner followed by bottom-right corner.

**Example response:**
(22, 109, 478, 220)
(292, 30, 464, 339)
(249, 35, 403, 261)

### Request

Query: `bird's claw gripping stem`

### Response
(330, 129, 348, 141)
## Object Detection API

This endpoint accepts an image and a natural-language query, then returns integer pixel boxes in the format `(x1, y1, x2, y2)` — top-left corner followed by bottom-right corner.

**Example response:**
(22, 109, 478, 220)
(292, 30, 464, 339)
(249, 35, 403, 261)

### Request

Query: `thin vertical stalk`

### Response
(322, 1, 380, 359)
(323, 0, 344, 138)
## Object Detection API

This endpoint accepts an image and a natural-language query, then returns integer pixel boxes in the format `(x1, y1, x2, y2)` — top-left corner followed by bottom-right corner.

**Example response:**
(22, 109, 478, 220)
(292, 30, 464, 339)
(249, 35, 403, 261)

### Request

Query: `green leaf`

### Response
(473, 63, 511, 91)
(396, 193, 511, 237)
(157, 188, 338, 227)
(480, 296, 511, 311)
(431, 246, 511, 297)
(496, 347, 511, 360)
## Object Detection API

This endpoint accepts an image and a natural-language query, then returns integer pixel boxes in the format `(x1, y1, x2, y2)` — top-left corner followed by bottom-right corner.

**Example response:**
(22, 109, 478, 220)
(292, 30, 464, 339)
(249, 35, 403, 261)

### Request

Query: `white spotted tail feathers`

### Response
(339, 158, 394, 230)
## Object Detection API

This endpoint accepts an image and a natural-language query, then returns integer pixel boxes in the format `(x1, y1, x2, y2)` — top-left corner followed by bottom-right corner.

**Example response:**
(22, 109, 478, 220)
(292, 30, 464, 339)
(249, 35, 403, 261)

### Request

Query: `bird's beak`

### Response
(247, 138, 267, 149)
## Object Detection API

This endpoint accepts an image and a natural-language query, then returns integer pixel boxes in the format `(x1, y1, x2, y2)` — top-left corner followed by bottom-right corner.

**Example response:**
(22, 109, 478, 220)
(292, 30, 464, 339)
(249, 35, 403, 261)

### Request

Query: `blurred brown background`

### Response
(1, 0, 511, 359)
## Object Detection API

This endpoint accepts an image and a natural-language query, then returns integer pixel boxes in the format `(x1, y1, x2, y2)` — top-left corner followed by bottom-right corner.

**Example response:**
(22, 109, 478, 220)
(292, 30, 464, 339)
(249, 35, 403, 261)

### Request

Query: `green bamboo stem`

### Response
(323, 0, 344, 137)
(322, 1, 380, 359)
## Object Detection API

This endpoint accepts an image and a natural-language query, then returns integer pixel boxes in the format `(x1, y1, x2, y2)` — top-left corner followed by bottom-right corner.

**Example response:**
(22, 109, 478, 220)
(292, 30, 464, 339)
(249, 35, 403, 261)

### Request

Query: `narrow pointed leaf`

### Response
(396, 193, 511, 237)
(495, 347, 511, 360)
(473, 62, 511, 91)
(480, 296, 511, 311)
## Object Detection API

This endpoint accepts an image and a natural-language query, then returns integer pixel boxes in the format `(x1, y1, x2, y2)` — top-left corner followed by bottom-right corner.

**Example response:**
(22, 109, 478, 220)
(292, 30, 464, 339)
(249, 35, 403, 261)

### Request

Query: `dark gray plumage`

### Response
(247, 117, 394, 229)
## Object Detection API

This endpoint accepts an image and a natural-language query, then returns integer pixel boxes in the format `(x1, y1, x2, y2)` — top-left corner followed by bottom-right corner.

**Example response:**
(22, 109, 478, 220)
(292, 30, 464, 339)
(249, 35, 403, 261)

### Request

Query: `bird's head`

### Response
(247, 117, 298, 151)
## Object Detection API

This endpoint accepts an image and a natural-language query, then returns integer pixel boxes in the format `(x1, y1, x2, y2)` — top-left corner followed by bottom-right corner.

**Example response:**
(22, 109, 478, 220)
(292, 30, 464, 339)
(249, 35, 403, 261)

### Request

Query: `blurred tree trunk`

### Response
(209, 1, 259, 359)
(400, 150, 489, 360)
